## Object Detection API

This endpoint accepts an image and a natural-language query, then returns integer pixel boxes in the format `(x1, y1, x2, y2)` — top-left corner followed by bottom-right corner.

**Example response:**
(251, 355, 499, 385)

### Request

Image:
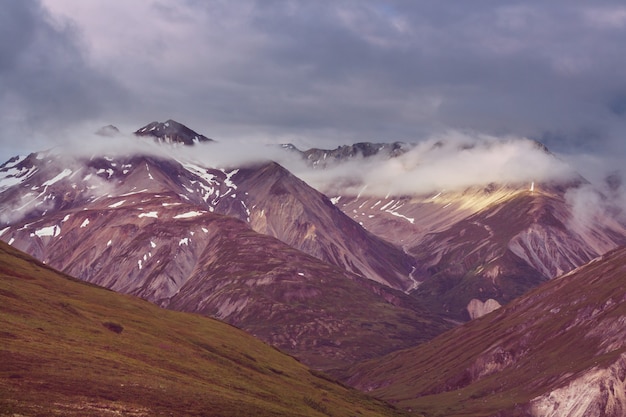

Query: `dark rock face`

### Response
(287, 141, 410, 167)
(135, 119, 213, 145)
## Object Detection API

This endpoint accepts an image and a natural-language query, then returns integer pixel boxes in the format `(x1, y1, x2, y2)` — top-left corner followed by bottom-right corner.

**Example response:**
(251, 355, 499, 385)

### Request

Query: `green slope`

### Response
(343, 246, 626, 416)
(0, 241, 408, 417)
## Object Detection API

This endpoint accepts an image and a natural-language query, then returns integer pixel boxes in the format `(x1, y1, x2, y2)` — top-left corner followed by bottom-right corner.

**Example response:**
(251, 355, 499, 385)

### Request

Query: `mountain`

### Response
(334, 183, 626, 321)
(135, 119, 214, 145)
(0, 150, 449, 370)
(413, 182, 626, 318)
(4, 119, 625, 372)
(308, 142, 626, 320)
(0, 241, 406, 417)
(287, 142, 410, 167)
(217, 162, 418, 290)
(343, 246, 626, 417)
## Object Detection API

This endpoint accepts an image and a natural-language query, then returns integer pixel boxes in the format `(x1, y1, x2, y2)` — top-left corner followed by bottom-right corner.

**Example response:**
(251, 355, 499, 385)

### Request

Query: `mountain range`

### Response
(1, 119, 626, 416)
(0, 135, 447, 370)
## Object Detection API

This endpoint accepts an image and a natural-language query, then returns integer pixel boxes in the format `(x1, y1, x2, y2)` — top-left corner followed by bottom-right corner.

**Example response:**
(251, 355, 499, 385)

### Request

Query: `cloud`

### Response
(43, 127, 576, 199)
(276, 131, 578, 197)
(1, 0, 625, 173)
(0, 0, 127, 159)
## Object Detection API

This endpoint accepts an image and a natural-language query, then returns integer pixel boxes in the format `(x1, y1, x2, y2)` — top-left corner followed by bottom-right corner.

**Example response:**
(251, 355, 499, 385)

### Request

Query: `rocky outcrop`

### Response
(135, 119, 213, 145)
(529, 353, 626, 417)
(467, 298, 501, 319)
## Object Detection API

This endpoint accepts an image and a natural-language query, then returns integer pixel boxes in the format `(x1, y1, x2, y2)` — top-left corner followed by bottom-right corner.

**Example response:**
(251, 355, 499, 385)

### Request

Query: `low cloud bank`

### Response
(3, 127, 625, 227)
(36, 128, 581, 198)
(279, 132, 578, 197)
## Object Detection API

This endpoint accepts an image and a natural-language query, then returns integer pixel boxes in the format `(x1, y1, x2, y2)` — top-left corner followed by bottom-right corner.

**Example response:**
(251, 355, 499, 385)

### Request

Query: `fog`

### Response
(3, 126, 625, 229)
(46, 128, 580, 198)
(280, 133, 578, 197)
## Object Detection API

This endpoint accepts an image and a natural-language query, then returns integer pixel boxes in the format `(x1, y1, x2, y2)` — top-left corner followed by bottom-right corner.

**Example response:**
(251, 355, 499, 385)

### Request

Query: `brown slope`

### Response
(0, 241, 408, 417)
(213, 162, 419, 291)
(331, 181, 626, 321)
(1, 149, 418, 291)
(331, 184, 524, 249)
(1, 180, 449, 370)
(343, 246, 626, 417)
(408, 184, 626, 321)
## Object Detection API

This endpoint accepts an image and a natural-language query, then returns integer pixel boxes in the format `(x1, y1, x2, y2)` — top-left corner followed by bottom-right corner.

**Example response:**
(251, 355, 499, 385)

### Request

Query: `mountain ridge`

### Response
(342, 245, 626, 416)
(0, 151, 449, 370)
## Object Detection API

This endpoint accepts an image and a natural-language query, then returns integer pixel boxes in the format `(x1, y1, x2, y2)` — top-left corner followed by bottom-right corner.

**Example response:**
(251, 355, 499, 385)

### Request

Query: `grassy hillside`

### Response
(343, 246, 626, 416)
(0, 241, 408, 417)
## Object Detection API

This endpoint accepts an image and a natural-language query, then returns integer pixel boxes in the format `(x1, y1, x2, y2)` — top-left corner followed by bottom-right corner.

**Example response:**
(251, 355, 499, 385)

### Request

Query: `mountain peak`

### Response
(135, 119, 214, 145)
(95, 125, 120, 137)
(291, 141, 409, 167)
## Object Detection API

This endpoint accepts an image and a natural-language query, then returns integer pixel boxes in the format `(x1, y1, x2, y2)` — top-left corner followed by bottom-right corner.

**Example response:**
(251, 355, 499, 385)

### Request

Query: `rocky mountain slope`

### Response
(0, 149, 448, 370)
(286, 141, 409, 167)
(0, 241, 407, 417)
(221, 162, 417, 290)
(301, 142, 626, 320)
(343, 245, 626, 417)
(0, 126, 418, 291)
(407, 182, 626, 320)
(3, 119, 625, 371)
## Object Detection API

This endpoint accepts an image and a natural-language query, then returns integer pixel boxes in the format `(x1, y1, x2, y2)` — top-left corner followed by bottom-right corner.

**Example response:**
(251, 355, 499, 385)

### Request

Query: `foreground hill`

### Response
(343, 246, 626, 417)
(0, 241, 407, 417)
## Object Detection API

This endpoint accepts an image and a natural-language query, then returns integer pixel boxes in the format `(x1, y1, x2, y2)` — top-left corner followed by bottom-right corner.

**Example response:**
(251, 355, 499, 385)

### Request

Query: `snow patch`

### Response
(173, 211, 205, 219)
(120, 189, 148, 196)
(42, 169, 72, 187)
(34, 225, 61, 238)
(223, 169, 239, 189)
(80, 219, 90, 228)
(108, 200, 126, 208)
(387, 210, 415, 224)
(138, 211, 158, 218)
(179, 237, 189, 246)
(467, 299, 502, 320)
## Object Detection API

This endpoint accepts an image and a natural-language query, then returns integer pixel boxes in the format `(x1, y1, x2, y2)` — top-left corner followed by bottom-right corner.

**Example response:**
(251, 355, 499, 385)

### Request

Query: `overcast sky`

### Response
(2, 0, 626, 176)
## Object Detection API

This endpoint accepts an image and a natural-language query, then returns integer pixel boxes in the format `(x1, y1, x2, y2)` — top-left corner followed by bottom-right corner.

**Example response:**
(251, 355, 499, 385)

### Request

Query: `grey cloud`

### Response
(3, 0, 626, 184)
(0, 0, 127, 157)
